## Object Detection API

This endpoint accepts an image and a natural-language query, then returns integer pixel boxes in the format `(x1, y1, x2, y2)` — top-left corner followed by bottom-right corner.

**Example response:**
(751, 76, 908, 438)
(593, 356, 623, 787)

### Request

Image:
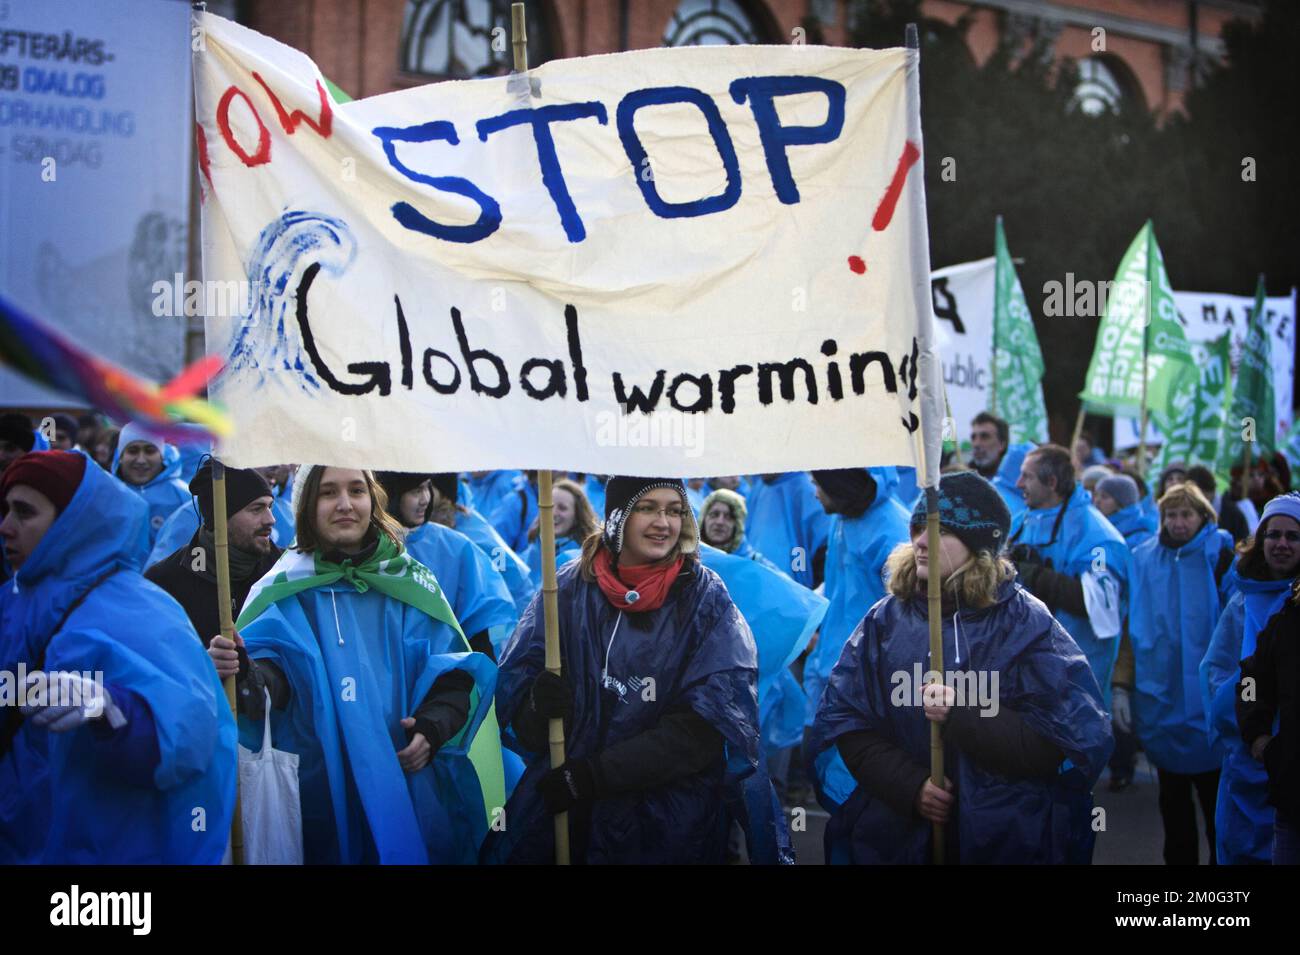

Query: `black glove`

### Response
(530, 670, 574, 723)
(537, 759, 599, 814)
(1017, 560, 1045, 591)
(1007, 543, 1042, 567)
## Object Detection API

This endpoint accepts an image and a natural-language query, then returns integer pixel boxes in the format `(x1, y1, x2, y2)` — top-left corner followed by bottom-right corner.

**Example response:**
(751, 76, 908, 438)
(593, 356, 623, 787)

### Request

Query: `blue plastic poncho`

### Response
(1108, 502, 1157, 553)
(521, 533, 584, 594)
(583, 474, 607, 517)
(468, 470, 525, 522)
(405, 521, 517, 640)
(731, 534, 779, 570)
(0, 459, 236, 863)
(992, 443, 1033, 523)
(482, 473, 537, 552)
(111, 421, 191, 558)
(481, 561, 765, 864)
(893, 466, 920, 510)
(271, 485, 296, 544)
(237, 548, 497, 864)
(453, 508, 533, 621)
(1200, 574, 1291, 864)
(698, 543, 828, 754)
(744, 472, 831, 588)
(802, 480, 911, 724)
(808, 580, 1111, 864)
(1008, 484, 1129, 705)
(1127, 523, 1233, 775)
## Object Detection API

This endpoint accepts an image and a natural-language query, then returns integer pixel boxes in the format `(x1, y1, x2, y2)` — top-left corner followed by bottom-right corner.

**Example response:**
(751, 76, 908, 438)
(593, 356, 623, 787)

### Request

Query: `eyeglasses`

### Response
(1263, 530, 1300, 543)
(632, 503, 687, 520)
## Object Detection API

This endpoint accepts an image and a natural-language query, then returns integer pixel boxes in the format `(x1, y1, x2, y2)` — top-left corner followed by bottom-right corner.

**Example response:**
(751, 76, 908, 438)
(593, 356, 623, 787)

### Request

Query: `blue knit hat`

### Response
(909, 471, 1011, 556)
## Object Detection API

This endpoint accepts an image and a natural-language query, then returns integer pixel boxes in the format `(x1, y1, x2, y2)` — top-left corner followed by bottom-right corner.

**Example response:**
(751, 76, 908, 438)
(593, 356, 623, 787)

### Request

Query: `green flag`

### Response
(1283, 419, 1300, 489)
(1154, 330, 1232, 473)
(1216, 275, 1276, 484)
(1079, 221, 1194, 421)
(992, 218, 1048, 443)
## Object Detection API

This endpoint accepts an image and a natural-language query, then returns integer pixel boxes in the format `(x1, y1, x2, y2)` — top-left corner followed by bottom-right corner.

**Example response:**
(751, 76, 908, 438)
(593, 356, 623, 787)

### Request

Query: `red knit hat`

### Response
(0, 450, 87, 515)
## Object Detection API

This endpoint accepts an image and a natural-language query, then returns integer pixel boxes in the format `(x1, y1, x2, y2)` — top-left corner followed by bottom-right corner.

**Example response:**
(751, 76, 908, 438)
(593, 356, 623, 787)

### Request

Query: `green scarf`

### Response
(237, 533, 506, 827)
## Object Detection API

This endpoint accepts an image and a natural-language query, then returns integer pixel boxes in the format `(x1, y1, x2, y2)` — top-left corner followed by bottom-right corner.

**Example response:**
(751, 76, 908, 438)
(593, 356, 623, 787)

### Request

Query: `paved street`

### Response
(788, 754, 1195, 866)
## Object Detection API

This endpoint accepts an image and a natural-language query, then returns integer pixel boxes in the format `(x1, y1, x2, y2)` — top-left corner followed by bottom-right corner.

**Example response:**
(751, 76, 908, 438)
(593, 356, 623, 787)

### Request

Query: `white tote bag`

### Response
(238, 690, 303, 865)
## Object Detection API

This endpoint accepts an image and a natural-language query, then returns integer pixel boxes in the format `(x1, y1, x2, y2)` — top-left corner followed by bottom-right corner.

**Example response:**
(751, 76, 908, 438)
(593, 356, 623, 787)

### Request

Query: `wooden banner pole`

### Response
(212, 459, 243, 865)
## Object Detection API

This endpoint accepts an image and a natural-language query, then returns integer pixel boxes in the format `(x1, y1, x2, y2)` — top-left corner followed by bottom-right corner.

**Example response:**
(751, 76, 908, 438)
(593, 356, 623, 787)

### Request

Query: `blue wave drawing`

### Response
(222, 210, 357, 394)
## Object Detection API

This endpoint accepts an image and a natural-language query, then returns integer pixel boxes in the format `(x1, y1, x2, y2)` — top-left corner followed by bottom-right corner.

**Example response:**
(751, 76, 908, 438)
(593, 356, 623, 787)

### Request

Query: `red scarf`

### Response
(593, 547, 683, 612)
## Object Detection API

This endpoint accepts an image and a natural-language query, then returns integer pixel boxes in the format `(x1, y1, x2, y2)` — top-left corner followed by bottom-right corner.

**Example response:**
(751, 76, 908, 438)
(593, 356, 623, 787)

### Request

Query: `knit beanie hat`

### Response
(189, 460, 274, 529)
(0, 450, 87, 515)
(1081, 465, 1113, 489)
(1096, 474, 1140, 511)
(0, 413, 35, 453)
(1260, 491, 1300, 528)
(811, 468, 878, 518)
(430, 473, 459, 504)
(909, 471, 1011, 556)
(699, 487, 746, 552)
(603, 476, 698, 556)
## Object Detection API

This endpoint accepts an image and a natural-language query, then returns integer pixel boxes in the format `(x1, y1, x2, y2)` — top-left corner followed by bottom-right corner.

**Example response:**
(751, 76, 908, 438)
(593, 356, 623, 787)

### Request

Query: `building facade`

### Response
(230, 0, 1262, 118)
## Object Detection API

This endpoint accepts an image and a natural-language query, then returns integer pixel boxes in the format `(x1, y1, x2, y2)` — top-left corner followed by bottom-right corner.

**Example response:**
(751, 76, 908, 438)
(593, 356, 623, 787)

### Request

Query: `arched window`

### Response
(663, 0, 767, 47)
(1070, 56, 1132, 116)
(401, 0, 552, 79)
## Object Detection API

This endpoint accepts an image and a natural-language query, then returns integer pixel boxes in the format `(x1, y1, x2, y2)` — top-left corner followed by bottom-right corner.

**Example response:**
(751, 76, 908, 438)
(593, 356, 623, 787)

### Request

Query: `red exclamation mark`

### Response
(848, 140, 921, 274)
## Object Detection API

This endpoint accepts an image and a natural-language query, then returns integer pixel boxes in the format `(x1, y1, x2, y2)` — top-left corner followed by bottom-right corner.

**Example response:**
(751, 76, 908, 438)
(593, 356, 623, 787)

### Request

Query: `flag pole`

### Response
(212, 459, 243, 865)
(1070, 406, 1086, 467)
(1137, 225, 1153, 479)
(511, 2, 569, 867)
(991, 216, 1002, 418)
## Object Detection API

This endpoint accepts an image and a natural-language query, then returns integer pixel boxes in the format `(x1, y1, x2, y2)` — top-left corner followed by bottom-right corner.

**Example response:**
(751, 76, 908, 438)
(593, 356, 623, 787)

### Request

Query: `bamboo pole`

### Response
(904, 22, 944, 865)
(212, 459, 243, 865)
(511, 2, 569, 866)
(925, 489, 944, 865)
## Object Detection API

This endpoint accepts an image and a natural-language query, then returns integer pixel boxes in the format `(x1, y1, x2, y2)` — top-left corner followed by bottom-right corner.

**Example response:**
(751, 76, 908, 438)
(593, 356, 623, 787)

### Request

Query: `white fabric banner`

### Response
(193, 14, 938, 479)
(930, 257, 994, 440)
(1114, 289, 1296, 450)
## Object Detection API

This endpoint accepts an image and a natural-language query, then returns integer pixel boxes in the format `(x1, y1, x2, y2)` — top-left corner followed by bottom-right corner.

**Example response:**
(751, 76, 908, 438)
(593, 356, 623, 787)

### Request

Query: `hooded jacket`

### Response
(802, 468, 911, 725)
(111, 422, 191, 559)
(481, 560, 766, 864)
(808, 580, 1111, 864)
(1008, 484, 1130, 707)
(1202, 570, 1292, 864)
(744, 472, 831, 588)
(0, 458, 236, 863)
(1128, 522, 1233, 774)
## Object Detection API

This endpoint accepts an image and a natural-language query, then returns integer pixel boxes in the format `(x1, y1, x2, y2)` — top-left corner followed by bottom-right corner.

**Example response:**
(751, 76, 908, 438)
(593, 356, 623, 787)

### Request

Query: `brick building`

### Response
(219, 0, 1262, 118)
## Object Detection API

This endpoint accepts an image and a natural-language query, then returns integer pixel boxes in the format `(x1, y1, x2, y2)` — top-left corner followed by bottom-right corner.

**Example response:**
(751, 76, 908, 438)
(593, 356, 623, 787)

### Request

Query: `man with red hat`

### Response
(0, 450, 235, 863)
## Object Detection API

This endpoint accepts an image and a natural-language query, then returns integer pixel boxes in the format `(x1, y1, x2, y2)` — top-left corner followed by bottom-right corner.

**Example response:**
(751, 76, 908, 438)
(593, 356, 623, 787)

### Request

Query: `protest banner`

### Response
(192, 12, 941, 479)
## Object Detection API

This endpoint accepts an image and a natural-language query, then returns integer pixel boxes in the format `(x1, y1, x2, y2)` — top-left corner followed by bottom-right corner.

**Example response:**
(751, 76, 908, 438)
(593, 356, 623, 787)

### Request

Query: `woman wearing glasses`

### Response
(481, 476, 771, 864)
(1203, 492, 1300, 865)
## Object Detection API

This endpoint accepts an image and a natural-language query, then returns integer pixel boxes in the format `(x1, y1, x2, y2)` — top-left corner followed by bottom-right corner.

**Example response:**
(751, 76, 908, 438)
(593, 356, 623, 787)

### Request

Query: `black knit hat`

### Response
(811, 468, 878, 518)
(0, 413, 35, 453)
(909, 471, 1011, 556)
(430, 473, 459, 504)
(190, 461, 274, 529)
(603, 476, 698, 556)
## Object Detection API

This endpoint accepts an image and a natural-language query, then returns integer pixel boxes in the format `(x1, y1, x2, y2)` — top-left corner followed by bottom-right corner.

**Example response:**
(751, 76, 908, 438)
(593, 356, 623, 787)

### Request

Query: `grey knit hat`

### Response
(1096, 474, 1140, 510)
